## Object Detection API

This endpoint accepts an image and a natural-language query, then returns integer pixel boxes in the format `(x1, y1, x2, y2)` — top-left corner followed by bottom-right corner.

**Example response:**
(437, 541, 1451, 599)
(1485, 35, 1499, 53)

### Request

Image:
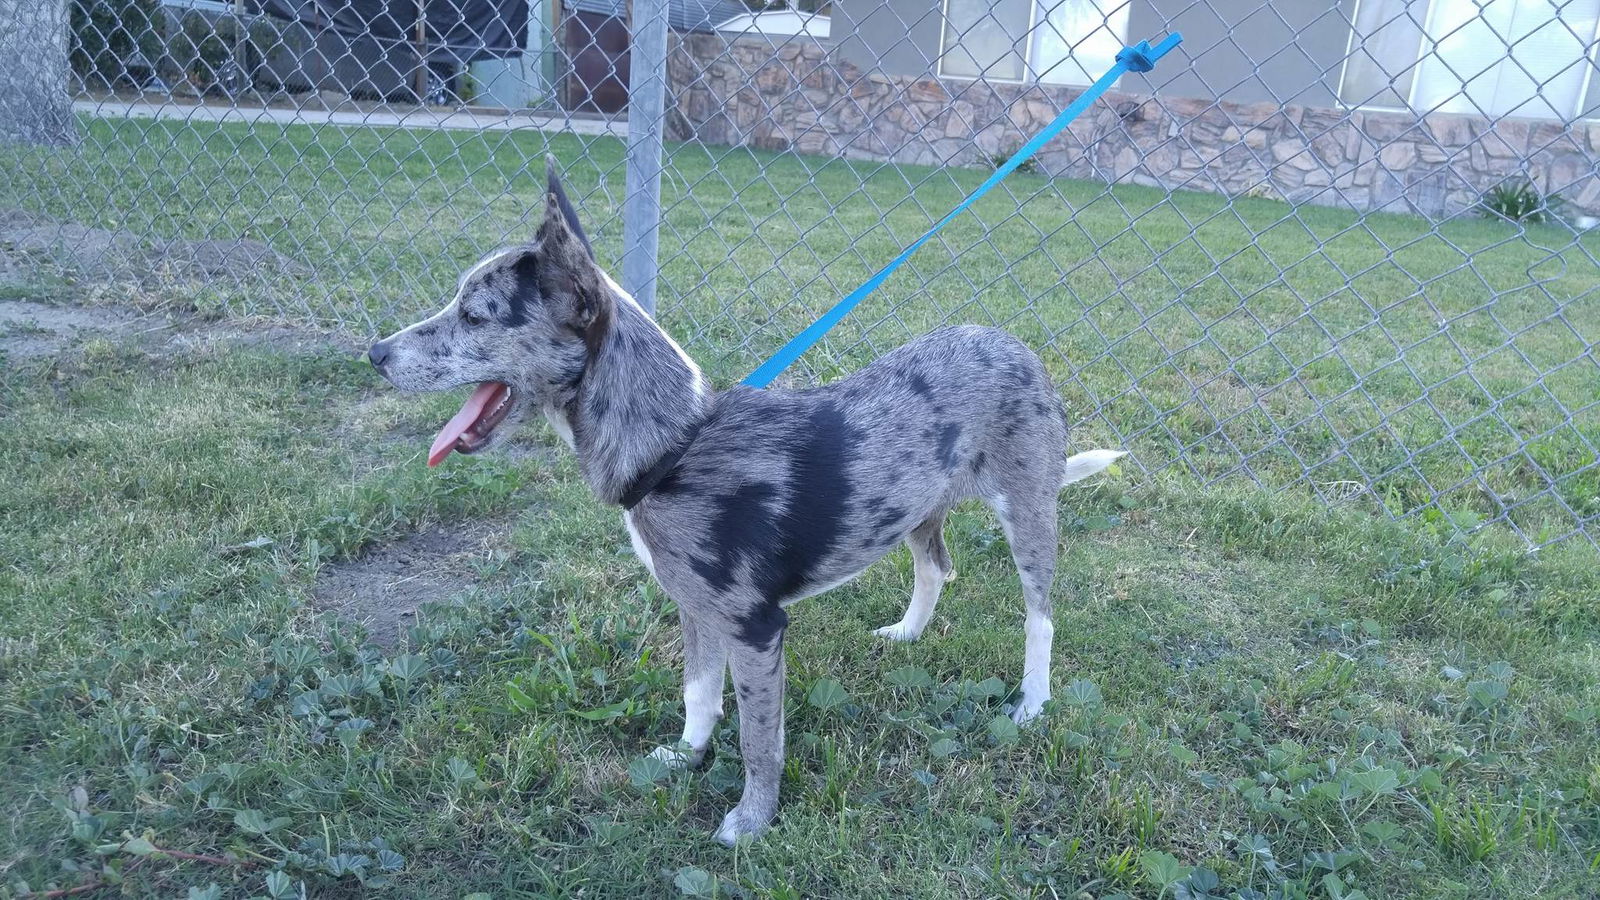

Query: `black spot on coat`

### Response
(503, 252, 540, 327)
(690, 481, 780, 594)
(873, 506, 905, 530)
(690, 401, 859, 649)
(735, 602, 788, 653)
(936, 423, 961, 470)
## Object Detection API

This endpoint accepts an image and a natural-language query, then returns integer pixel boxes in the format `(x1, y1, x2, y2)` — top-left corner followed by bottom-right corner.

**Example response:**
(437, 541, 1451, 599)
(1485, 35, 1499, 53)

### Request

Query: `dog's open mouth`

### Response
(428, 381, 513, 467)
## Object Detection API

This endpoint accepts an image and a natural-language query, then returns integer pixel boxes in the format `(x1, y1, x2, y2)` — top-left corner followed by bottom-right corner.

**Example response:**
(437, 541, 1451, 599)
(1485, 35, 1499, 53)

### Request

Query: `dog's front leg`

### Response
(649, 608, 726, 769)
(714, 615, 787, 845)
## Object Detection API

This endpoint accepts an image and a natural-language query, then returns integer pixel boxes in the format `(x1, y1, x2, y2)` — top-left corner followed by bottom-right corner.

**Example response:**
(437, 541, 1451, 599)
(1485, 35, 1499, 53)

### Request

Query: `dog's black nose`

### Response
(367, 341, 391, 370)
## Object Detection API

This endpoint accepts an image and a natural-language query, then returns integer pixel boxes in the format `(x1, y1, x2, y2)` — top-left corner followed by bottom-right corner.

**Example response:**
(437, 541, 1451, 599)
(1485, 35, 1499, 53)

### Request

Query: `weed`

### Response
(988, 146, 1040, 175)
(1431, 796, 1505, 863)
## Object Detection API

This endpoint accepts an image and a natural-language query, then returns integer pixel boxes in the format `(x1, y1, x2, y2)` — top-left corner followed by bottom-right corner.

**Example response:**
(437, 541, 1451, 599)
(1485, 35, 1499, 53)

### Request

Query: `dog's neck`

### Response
(561, 274, 710, 506)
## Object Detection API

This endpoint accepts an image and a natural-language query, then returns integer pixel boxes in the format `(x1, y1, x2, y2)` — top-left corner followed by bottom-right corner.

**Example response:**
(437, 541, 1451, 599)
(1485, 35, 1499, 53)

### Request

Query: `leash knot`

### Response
(1116, 41, 1157, 73)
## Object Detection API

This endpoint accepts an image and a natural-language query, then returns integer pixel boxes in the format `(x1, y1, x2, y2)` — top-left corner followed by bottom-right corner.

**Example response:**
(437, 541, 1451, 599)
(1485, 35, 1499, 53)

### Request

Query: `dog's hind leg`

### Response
(991, 490, 1060, 725)
(873, 514, 954, 642)
(713, 610, 787, 845)
(649, 609, 726, 769)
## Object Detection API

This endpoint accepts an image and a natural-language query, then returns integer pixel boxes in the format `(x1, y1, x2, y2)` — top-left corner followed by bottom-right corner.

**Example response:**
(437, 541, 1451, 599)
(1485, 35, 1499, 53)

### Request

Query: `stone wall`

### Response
(666, 34, 1600, 220)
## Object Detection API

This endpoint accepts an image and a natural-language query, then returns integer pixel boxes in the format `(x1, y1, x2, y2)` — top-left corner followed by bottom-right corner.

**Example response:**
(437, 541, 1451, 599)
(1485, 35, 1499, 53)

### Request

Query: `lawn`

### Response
(0, 117, 1596, 541)
(1, 114, 1598, 897)
(0, 307, 1597, 897)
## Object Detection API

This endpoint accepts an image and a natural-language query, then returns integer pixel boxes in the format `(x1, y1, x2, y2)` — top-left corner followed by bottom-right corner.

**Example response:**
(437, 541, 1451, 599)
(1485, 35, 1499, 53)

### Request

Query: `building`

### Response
(835, 0, 1600, 121)
(668, 0, 1600, 218)
(561, 0, 744, 113)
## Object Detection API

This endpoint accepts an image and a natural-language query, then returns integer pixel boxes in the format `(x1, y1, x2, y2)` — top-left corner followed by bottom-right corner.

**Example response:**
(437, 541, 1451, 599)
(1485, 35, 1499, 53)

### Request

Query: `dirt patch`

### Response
(156, 317, 362, 358)
(312, 523, 505, 648)
(3, 223, 146, 277)
(1, 208, 308, 282)
(150, 238, 310, 280)
(0, 296, 358, 360)
(0, 299, 147, 357)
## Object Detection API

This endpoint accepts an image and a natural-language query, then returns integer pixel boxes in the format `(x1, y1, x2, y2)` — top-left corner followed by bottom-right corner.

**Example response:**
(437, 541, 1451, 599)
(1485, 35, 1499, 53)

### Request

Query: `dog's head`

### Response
(368, 158, 612, 465)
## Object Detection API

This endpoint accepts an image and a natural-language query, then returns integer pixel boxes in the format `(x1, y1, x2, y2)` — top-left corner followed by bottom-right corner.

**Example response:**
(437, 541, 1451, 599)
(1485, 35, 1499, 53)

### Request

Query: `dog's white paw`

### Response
(872, 620, 923, 642)
(1010, 694, 1048, 725)
(647, 741, 703, 770)
(713, 804, 773, 846)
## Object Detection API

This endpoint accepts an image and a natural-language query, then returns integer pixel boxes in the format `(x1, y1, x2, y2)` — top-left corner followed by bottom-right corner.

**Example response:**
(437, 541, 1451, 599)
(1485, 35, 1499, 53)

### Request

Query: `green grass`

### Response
(1, 332, 1597, 898)
(1, 117, 1597, 542)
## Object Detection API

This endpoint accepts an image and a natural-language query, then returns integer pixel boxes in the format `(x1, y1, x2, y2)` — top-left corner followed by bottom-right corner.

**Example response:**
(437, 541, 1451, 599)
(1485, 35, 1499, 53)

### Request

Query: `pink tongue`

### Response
(428, 382, 507, 467)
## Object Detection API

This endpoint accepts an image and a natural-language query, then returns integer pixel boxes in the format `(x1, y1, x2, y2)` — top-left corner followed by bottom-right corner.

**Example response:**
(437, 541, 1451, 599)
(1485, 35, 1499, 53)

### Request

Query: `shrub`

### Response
(70, 0, 163, 87)
(166, 13, 248, 92)
(1480, 177, 1563, 223)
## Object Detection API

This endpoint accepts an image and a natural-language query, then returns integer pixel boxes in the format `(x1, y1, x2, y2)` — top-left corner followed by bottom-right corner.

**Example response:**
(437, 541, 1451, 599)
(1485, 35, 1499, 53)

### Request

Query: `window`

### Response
(1341, 0, 1432, 110)
(939, 0, 1128, 86)
(1341, 0, 1600, 120)
(1417, 0, 1600, 119)
(1032, 0, 1130, 85)
(940, 0, 1032, 81)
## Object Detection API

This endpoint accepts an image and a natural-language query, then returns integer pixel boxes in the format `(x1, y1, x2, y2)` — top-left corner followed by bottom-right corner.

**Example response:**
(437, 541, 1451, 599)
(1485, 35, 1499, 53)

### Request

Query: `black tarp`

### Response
(256, 1, 529, 63)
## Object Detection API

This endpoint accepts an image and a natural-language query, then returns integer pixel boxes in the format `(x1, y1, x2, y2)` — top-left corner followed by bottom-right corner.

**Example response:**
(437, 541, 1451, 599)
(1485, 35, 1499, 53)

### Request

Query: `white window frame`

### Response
(1338, 0, 1600, 120)
(938, 0, 1124, 88)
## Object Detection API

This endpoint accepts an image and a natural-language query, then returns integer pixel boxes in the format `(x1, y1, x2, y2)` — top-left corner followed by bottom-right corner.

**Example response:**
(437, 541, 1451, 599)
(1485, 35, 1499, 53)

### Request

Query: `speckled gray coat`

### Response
(369, 161, 1123, 844)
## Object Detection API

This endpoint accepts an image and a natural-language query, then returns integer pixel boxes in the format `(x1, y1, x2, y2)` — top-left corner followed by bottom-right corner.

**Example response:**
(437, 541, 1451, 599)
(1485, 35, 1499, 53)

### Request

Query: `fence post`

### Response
(622, 0, 668, 315)
(0, 0, 76, 147)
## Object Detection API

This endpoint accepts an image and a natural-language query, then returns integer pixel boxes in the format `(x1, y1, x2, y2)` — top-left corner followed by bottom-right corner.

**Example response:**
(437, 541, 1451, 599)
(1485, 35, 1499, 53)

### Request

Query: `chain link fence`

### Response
(1, 0, 1596, 550)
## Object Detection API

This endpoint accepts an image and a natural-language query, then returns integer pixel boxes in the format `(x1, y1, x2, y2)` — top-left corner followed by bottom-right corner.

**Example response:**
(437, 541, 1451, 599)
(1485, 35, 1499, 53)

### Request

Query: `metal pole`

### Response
(621, 0, 668, 315)
(413, 0, 428, 103)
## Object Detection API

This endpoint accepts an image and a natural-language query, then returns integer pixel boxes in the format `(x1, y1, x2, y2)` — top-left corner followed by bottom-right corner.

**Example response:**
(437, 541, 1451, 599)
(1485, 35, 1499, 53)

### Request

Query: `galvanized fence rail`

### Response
(1, 0, 1596, 550)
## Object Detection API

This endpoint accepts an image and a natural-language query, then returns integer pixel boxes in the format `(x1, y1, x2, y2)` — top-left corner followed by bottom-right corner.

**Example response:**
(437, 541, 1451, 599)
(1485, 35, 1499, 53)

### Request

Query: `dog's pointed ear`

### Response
(536, 157, 609, 345)
(540, 156, 593, 258)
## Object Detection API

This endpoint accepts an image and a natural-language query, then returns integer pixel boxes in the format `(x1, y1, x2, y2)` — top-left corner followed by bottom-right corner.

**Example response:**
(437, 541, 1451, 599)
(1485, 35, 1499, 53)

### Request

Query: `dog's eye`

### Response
(462, 309, 485, 327)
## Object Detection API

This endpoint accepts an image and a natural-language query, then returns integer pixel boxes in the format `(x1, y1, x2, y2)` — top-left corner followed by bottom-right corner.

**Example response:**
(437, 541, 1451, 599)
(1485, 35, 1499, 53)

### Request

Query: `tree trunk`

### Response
(0, 0, 76, 146)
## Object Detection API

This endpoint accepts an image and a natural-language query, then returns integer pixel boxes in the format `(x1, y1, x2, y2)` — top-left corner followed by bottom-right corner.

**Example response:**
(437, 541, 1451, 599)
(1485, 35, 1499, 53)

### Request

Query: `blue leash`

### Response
(741, 32, 1184, 388)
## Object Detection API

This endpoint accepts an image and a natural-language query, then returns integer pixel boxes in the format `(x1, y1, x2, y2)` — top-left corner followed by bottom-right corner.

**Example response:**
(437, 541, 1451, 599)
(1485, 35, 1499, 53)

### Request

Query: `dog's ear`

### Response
(540, 156, 593, 258)
(536, 158, 609, 346)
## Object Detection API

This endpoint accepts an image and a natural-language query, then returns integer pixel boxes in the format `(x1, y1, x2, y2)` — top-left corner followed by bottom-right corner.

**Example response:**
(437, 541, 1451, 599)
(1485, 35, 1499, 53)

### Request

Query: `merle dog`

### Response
(367, 161, 1124, 844)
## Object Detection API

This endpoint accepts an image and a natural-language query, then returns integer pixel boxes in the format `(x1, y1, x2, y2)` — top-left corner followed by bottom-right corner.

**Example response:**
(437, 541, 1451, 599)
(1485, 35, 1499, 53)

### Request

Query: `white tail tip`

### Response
(1061, 449, 1127, 488)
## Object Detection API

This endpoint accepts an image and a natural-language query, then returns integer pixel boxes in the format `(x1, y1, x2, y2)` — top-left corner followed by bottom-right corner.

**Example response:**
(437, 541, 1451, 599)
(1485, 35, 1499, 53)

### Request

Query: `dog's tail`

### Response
(1060, 449, 1126, 489)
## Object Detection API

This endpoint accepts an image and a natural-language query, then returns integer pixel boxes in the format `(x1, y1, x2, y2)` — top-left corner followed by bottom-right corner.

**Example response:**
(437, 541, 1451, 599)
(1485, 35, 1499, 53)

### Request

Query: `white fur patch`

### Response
(680, 672, 721, 746)
(623, 510, 656, 580)
(543, 403, 576, 448)
(600, 271, 709, 399)
(872, 542, 947, 642)
(1060, 449, 1126, 487)
(1017, 611, 1054, 722)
